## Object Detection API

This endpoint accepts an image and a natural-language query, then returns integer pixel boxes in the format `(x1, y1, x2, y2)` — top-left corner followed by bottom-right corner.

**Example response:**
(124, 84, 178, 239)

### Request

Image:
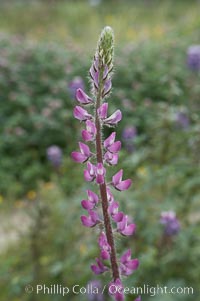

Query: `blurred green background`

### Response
(0, 0, 200, 300)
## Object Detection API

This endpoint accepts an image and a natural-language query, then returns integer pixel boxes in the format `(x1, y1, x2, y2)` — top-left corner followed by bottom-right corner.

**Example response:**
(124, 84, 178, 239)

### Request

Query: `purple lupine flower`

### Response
(98, 232, 111, 260)
(119, 249, 139, 276)
(82, 120, 97, 141)
(71, 142, 91, 163)
(122, 126, 137, 140)
(84, 162, 96, 182)
(81, 190, 99, 210)
(122, 126, 137, 153)
(81, 209, 100, 227)
(187, 45, 200, 71)
(46, 145, 62, 167)
(175, 111, 189, 129)
(109, 278, 124, 301)
(134, 297, 141, 301)
(71, 27, 140, 301)
(91, 258, 109, 275)
(104, 151, 119, 165)
(112, 169, 132, 191)
(108, 201, 124, 222)
(117, 215, 136, 236)
(95, 163, 106, 184)
(160, 211, 180, 236)
(68, 76, 85, 98)
(86, 280, 105, 301)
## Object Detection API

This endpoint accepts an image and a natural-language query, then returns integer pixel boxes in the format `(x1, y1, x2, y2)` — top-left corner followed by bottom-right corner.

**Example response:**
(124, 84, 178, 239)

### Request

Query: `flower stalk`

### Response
(71, 26, 140, 301)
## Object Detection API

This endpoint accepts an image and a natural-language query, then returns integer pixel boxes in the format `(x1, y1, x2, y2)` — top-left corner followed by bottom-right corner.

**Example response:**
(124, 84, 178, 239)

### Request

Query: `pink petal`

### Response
(86, 120, 96, 135)
(96, 174, 104, 184)
(103, 78, 112, 97)
(79, 142, 90, 157)
(104, 132, 116, 148)
(126, 259, 139, 270)
(112, 169, 123, 186)
(90, 66, 99, 88)
(101, 249, 110, 260)
(120, 249, 131, 263)
(104, 110, 122, 125)
(82, 130, 93, 141)
(115, 179, 132, 191)
(73, 106, 92, 121)
(97, 103, 108, 119)
(81, 215, 95, 227)
(84, 170, 95, 181)
(96, 163, 106, 184)
(113, 212, 124, 222)
(71, 151, 87, 163)
(81, 200, 94, 210)
(104, 151, 118, 165)
(76, 88, 93, 104)
(121, 223, 136, 236)
(87, 190, 99, 204)
(108, 141, 121, 153)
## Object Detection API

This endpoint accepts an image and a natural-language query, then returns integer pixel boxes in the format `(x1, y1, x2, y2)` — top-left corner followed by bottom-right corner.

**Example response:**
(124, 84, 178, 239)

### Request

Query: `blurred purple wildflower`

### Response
(68, 76, 85, 98)
(160, 211, 180, 236)
(122, 126, 137, 153)
(47, 145, 62, 167)
(87, 280, 105, 301)
(175, 111, 189, 129)
(187, 45, 200, 71)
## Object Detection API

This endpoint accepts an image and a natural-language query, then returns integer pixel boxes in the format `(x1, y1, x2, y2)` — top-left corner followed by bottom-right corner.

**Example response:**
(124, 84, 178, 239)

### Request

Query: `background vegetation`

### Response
(0, 1, 199, 301)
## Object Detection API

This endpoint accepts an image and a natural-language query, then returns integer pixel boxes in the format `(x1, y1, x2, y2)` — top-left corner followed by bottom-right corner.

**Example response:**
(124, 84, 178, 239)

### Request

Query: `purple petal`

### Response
(81, 215, 96, 227)
(104, 151, 118, 165)
(126, 259, 139, 270)
(112, 169, 123, 186)
(108, 141, 121, 153)
(103, 78, 112, 97)
(84, 162, 96, 182)
(103, 65, 109, 80)
(113, 212, 124, 222)
(82, 129, 93, 141)
(90, 66, 99, 88)
(71, 151, 87, 163)
(104, 110, 122, 126)
(81, 200, 94, 210)
(115, 179, 132, 191)
(96, 163, 106, 184)
(73, 106, 92, 121)
(106, 187, 114, 202)
(86, 120, 97, 136)
(91, 258, 108, 275)
(101, 250, 110, 260)
(104, 132, 116, 148)
(121, 223, 136, 236)
(120, 249, 131, 263)
(97, 103, 108, 119)
(98, 232, 107, 248)
(84, 169, 95, 181)
(76, 88, 93, 104)
(87, 190, 99, 205)
(79, 142, 90, 157)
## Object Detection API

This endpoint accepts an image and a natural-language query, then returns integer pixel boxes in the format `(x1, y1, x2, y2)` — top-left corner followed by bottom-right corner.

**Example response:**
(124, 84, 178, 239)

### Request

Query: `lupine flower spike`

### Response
(71, 26, 140, 301)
